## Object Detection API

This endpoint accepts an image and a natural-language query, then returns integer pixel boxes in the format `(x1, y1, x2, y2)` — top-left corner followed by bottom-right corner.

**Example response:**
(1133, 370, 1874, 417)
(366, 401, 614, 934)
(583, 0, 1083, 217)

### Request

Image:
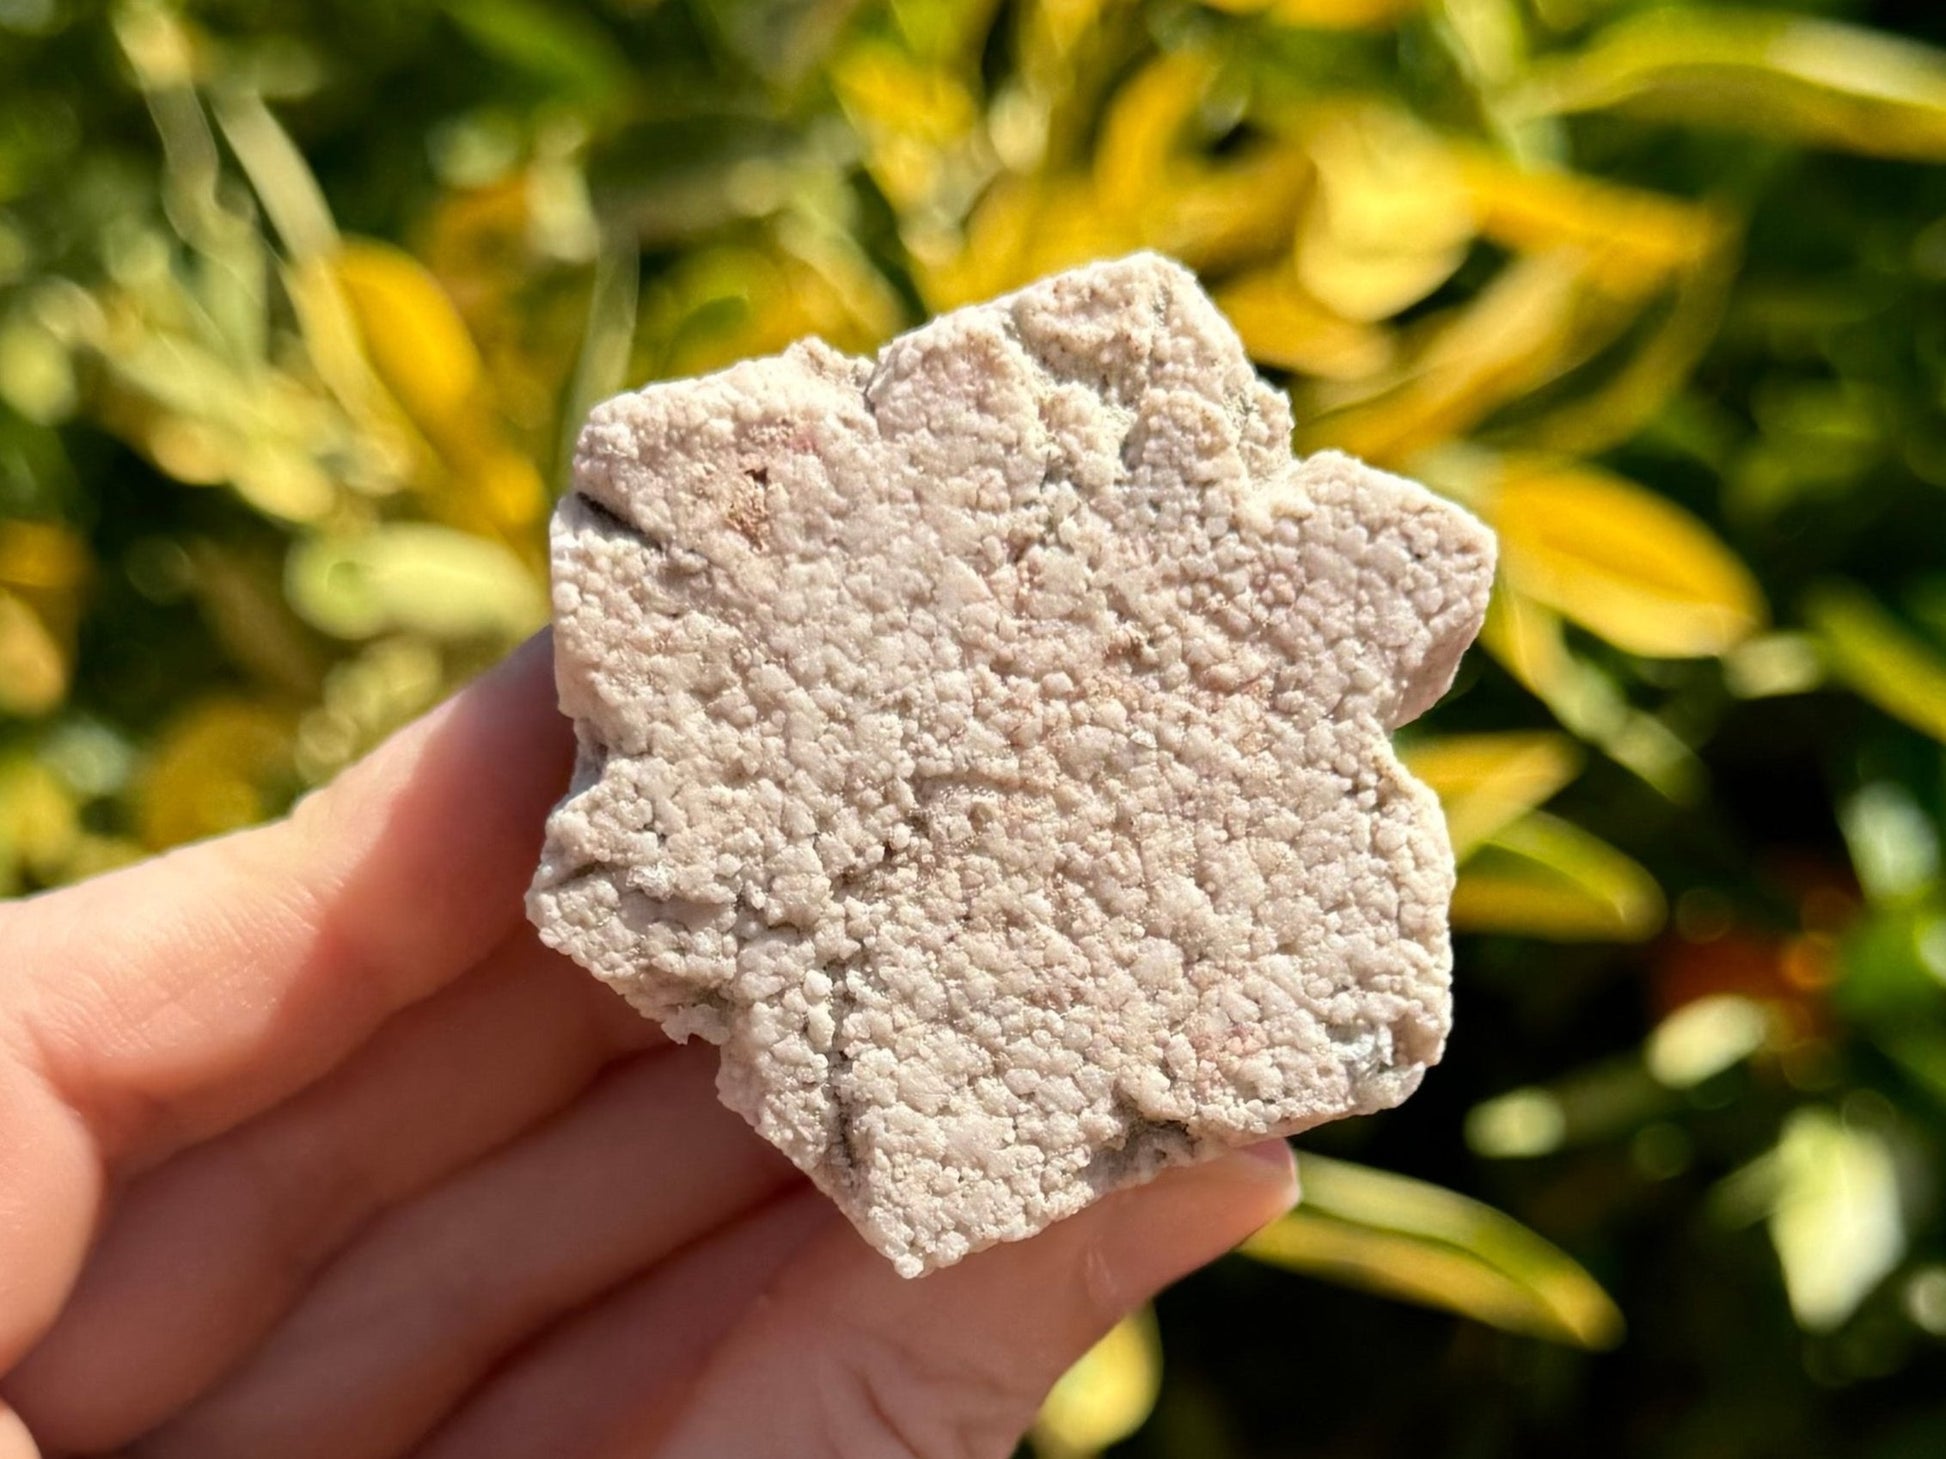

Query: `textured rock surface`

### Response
(528, 253, 1496, 1276)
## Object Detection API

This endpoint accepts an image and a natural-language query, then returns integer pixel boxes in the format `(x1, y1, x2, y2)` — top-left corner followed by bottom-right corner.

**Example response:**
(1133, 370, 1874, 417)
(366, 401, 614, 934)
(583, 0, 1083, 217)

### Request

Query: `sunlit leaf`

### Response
(1805, 582, 1946, 744)
(1094, 50, 1219, 218)
(1452, 810, 1666, 941)
(1214, 262, 1395, 380)
(1839, 783, 1941, 905)
(286, 524, 547, 643)
(1031, 1308, 1163, 1459)
(1401, 730, 1582, 859)
(214, 90, 339, 262)
(1296, 101, 1475, 322)
(1524, 243, 1738, 457)
(1203, 0, 1422, 27)
(1161, 146, 1312, 275)
(1492, 459, 1766, 658)
(1303, 251, 1587, 463)
(333, 240, 486, 441)
(1720, 1107, 1906, 1331)
(1723, 632, 1825, 700)
(0, 314, 76, 424)
(1457, 151, 1730, 296)
(0, 754, 79, 888)
(0, 587, 67, 716)
(1469, 1058, 1682, 1158)
(1241, 1152, 1625, 1348)
(1513, 9, 1946, 161)
(137, 698, 293, 849)
(329, 238, 548, 531)
(0, 518, 89, 596)
(1645, 995, 1771, 1088)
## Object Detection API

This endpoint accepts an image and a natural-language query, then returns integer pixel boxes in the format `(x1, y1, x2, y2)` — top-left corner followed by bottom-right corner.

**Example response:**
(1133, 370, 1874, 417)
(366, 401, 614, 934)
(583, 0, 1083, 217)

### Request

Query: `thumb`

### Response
(653, 1141, 1300, 1459)
(0, 1404, 38, 1459)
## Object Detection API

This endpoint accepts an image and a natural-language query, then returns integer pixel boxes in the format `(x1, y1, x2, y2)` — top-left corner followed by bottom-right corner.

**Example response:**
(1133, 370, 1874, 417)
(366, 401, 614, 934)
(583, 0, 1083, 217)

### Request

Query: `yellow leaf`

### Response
(0, 755, 79, 887)
(284, 254, 403, 443)
(833, 41, 979, 143)
(1451, 810, 1665, 941)
(1158, 146, 1311, 274)
(1492, 460, 1766, 658)
(324, 240, 548, 533)
(1203, 0, 1423, 27)
(1241, 1152, 1625, 1348)
(1296, 102, 1475, 322)
(1031, 1308, 1162, 1459)
(1457, 151, 1729, 296)
(286, 524, 548, 643)
(1512, 9, 1946, 161)
(1214, 262, 1394, 380)
(0, 519, 90, 594)
(834, 41, 982, 213)
(1805, 582, 1946, 743)
(333, 240, 486, 440)
(0, 588, 68, 717)
(1401, 731, 1583, 859)
(1094, 50, 1220, 218)
(137, 699, 294, 850)
(1303, 251, 1587, 464)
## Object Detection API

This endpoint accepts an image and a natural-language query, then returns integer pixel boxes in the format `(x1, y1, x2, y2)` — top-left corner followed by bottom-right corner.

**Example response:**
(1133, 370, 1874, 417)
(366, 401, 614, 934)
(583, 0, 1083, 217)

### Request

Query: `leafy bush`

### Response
(3, 1, 1945, 1454)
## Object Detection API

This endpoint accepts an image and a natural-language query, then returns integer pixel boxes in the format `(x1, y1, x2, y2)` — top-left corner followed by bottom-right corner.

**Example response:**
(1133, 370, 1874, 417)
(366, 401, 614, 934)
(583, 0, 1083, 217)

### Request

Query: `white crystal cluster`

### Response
(529, 254, 1496, 1276)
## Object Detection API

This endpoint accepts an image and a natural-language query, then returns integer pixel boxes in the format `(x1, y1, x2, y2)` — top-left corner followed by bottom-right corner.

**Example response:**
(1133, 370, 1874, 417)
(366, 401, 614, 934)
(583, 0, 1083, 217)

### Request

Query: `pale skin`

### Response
(0, 635, 1298, 1459)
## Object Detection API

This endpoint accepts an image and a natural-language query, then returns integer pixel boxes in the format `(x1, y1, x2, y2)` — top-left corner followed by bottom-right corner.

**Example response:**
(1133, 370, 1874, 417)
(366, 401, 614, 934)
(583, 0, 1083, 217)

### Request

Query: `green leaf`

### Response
(1240, 1152, 1626, 1349)
(442, 0, 632, 105)
(285, 525, 546, 643)
(1451, 810, 1666, 941)
(1513, 9, 1946, 161)
(1805, 582, 1946, 744)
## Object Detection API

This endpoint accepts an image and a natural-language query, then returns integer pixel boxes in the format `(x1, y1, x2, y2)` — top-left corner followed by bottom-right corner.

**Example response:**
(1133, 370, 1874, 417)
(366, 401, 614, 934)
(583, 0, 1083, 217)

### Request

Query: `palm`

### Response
(0, 639, 1294, 1459)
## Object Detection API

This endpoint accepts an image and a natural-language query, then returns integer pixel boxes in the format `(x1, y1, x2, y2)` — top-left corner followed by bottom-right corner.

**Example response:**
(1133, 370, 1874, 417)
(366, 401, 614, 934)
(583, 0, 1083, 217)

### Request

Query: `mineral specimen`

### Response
(528, 253, 1496, 1276)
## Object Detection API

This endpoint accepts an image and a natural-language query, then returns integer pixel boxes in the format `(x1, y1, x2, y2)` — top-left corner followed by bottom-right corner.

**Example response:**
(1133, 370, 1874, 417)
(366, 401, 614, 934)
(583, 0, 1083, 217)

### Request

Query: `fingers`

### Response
(413, 1189, 838, 1459)
(0, 1405, 37, 1459)
(131, 1045, 801, 1459)
(652, 1142, 1300, 1459)
(4, 633, 573, 1169)
(7, 931, 656, 1453)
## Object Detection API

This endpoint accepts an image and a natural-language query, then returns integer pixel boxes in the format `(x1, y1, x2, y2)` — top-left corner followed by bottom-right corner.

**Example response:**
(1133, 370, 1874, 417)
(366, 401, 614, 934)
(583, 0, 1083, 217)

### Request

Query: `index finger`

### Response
(3, 633, 573, 1170)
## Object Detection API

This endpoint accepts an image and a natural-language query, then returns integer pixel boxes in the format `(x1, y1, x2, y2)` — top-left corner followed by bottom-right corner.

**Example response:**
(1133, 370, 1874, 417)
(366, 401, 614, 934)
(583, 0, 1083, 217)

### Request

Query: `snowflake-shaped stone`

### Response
(528, 254, 1496, 1276)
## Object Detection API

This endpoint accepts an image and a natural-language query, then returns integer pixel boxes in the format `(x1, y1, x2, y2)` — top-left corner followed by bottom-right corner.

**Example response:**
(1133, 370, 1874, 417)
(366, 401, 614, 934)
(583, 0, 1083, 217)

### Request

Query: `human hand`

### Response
(0, 636, 1297, 1459)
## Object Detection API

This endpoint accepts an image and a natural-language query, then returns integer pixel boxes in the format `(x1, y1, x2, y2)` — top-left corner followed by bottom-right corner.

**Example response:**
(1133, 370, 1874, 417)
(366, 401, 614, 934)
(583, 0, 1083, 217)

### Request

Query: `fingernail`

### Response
(1239, 1138, 1294, 1170)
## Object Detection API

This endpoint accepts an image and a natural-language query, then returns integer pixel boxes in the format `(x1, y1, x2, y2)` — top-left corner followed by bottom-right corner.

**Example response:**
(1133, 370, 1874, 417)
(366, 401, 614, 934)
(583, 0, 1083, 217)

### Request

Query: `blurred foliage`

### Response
(3, 0, 1946, 1454)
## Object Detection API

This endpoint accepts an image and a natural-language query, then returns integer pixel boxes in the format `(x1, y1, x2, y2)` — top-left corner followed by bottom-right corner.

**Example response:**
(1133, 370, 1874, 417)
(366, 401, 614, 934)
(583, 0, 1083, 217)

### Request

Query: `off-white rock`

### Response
(528, 253, 1495, 1276)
